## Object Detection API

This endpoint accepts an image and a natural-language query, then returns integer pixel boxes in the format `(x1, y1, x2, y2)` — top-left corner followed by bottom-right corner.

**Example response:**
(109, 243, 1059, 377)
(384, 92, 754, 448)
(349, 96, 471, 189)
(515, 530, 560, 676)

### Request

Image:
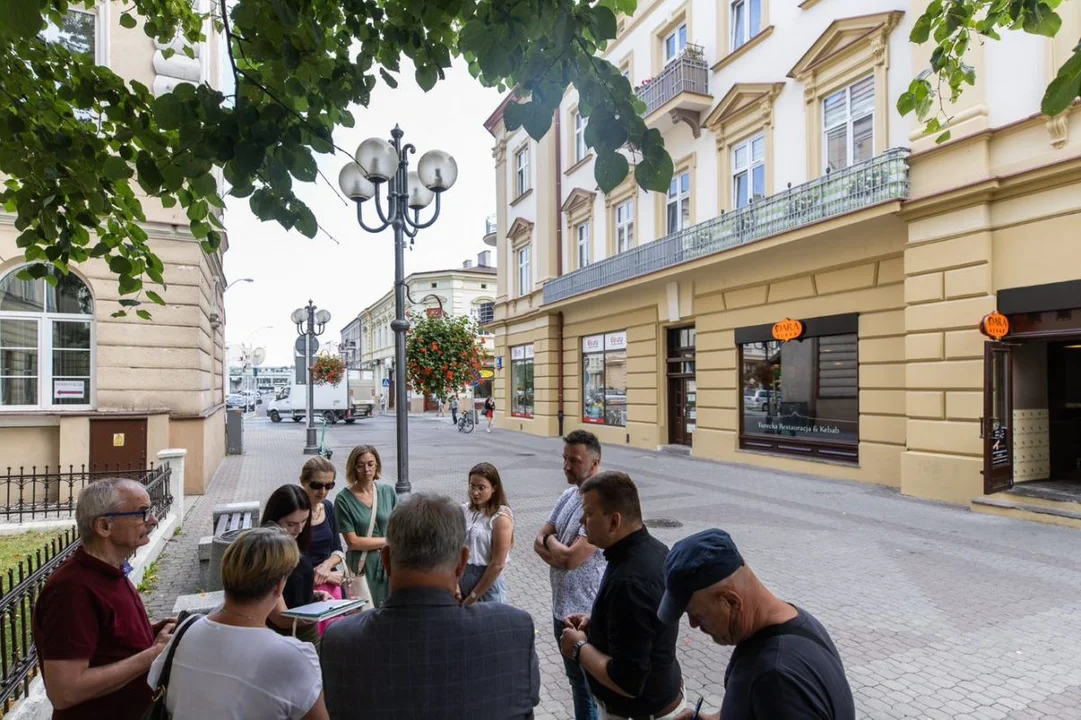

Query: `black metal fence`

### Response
(0, 528, 82, 710)
(0, 465, 168, 523)
(0, 465, 173, 709)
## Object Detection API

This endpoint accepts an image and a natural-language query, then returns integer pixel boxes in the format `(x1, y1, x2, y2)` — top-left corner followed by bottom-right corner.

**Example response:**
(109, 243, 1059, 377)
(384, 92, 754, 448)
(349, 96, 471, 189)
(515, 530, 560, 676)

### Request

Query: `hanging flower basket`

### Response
(312, 354, 345, 386)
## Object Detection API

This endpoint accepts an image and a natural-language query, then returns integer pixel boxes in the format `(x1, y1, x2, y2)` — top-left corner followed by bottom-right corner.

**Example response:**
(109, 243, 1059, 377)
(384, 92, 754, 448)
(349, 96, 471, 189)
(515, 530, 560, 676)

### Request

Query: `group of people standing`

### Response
(31, 429, 855, 720)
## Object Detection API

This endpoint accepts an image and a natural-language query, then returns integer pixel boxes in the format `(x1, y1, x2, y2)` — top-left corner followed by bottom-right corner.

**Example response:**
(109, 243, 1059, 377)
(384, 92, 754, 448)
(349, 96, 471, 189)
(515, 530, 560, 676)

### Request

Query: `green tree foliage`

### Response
(901, 0, 1080, 144)
(0, 0, 669, 314)
(406, 313, 487, 402)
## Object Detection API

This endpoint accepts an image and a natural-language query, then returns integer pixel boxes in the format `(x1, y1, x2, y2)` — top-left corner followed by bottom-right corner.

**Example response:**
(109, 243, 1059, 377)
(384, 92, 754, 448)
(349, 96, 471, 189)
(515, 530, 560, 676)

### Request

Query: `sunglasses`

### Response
(308, 481, 335, 491)
(101, 507, 155, 523)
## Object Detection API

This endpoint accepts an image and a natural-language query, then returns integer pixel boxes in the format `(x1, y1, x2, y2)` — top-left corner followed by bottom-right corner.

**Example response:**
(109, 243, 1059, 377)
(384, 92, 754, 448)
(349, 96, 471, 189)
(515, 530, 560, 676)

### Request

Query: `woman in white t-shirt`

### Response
(459, 462, 513, 604)
(148, 527, 329, 720)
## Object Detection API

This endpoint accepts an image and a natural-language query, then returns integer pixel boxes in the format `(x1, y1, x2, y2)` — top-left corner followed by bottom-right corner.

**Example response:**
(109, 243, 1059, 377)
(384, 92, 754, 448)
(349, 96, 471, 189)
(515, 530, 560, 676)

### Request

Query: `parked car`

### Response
(744, 388, 780, 412)
(226, 393, 248, 410)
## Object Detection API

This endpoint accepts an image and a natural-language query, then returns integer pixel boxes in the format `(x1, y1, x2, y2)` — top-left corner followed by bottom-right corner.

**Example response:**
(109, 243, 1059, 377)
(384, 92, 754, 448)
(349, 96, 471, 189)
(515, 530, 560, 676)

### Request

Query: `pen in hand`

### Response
(691, 696, 704, 720)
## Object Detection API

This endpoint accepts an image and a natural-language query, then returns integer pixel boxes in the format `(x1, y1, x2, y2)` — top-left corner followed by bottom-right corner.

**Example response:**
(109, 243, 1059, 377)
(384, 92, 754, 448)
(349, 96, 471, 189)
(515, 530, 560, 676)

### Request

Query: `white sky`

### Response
(223, 60, 504, 366)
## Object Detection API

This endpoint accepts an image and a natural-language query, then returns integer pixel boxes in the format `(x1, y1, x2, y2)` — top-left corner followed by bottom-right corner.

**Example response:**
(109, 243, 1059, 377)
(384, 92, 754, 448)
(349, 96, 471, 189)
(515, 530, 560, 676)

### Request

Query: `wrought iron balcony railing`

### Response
(543, 148, 910, 305)
(636, 45, 709, 116)
(485, 214, 497, 236)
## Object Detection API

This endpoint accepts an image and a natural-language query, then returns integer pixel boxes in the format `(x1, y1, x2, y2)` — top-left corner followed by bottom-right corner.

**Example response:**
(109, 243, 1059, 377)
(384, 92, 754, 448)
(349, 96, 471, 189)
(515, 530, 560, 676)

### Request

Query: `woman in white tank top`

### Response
(459, 462, 514, 604)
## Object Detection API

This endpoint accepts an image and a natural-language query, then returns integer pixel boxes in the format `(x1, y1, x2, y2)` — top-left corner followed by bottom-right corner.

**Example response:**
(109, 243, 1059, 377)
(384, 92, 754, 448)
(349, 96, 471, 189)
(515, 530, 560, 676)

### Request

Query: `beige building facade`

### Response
(0, 1, 227, 494)
(486, 0, 1081, 524)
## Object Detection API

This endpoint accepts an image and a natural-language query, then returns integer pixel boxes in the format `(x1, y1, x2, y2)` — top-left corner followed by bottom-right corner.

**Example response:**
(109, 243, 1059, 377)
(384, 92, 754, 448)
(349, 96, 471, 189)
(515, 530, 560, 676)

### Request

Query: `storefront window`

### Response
(582, 331, 627, 427)
(739, 320, 858, 460)
(510, 345, 534, 418)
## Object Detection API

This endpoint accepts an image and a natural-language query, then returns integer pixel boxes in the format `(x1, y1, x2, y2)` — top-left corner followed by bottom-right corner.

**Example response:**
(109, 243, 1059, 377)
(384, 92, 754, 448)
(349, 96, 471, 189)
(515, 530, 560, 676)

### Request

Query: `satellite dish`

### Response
(251, 347, 266, 366)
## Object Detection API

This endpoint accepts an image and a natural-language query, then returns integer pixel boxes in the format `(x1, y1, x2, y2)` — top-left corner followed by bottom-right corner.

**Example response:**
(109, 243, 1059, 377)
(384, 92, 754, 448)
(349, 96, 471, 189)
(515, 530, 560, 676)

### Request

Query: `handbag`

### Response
(143, 614, 201, 719)
(342, 484, 379, 610)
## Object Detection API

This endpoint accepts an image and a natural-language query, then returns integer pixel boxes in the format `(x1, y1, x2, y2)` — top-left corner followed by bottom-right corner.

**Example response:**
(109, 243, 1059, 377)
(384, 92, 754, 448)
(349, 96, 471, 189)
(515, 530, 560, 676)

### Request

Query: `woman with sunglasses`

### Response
(299, 457, 345, 635)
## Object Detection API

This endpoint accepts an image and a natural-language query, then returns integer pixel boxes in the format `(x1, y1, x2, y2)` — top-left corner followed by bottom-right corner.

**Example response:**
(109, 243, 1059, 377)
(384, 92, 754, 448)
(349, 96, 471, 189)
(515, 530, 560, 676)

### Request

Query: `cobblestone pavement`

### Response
(143, 415, 1081, 719)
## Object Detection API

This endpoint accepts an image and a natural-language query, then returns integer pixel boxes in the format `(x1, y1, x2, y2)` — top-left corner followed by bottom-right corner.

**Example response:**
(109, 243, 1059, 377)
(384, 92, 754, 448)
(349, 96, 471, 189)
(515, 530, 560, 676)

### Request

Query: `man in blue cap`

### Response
(659, 529, 854, 720)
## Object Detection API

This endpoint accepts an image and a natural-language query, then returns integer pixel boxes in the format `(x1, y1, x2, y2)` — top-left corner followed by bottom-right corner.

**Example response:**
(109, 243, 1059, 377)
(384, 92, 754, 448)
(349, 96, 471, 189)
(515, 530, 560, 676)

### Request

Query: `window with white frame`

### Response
(516, 245, 532, 296)
(664, 23, 688, 64)
(731, 0, 762, 50)
(515, 145, 531, 197)
(666, 171, 691, 234)
(823, 76, 875, 173)
(0, 268, 94, 409)
(574, 112, 589, 163)
(576, 222, 591, 268)
(615, 199, 634, 253)
(733, 135, 765, 208)
(41, 6, 107, 126)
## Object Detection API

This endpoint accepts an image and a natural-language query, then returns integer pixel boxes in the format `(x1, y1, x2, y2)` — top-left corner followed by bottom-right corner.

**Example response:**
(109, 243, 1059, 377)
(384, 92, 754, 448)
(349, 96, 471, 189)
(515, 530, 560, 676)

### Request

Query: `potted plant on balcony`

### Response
(844, 166, 890, 200)
(785, 185, 821, 225)
(684, 44, 705, 61)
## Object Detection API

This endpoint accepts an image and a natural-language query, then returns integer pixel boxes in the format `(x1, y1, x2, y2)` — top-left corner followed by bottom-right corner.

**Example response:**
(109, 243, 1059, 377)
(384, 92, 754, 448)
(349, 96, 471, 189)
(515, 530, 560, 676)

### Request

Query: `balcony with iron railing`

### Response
(543, 148, 911, 305)
(483, 214, 497, 246)
(636, 45, 712, 126)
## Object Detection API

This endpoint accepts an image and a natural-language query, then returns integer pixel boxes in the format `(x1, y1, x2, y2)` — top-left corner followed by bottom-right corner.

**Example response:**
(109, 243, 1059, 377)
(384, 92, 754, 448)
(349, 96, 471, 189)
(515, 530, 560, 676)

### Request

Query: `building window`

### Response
(574, 111, 588, 163)
(730, 0, 761, 50)
(42, 7, 105, 126)
(516, 245, 532, 296)
(576, 222, 591, 268)
(0, 267, 94, 409)
(738, 318, 858, 461)
(664, 23, 688, 64)
(823, 76, 874, 173)
(515, 145, 531, 197)
(615, 199, 634, 253)
(582, 331, 627, 427)
(732, 134, 765, 208)
(510, 345, 535, 418)
(477, 301, 495, 325)
(666, 171, 691, 234)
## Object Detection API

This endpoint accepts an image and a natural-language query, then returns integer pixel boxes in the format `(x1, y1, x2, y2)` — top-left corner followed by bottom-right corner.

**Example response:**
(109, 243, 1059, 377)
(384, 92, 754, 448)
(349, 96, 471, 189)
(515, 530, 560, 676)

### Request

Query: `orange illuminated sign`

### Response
(980, 311, 1010, 341)
(771, 318, 805, 342)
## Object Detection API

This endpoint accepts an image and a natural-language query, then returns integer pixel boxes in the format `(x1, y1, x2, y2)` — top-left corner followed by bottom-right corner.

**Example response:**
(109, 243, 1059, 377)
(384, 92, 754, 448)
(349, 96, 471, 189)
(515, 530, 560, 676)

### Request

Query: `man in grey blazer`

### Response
(321, 493, 540, 719)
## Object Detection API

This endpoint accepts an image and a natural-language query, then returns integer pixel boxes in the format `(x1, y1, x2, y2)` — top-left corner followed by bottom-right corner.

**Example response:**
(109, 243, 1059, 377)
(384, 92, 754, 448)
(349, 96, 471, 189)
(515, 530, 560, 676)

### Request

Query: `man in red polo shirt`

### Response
(33, 478, 176, 719)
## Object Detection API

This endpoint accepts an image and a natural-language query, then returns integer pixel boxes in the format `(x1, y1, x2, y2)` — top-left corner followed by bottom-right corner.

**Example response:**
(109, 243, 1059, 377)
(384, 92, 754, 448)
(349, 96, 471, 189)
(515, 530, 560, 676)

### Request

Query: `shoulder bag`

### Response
(143, 614, 202, 720)
(341, 484, 379, 610)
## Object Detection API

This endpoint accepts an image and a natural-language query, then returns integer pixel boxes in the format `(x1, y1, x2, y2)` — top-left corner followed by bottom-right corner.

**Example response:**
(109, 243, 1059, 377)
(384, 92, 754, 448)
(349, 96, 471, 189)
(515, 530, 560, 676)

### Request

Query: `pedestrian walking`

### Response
(459, 462, 513, 604)
(262, 485, 331, 646)
(334, 445, 398, 609)
(146, 527, 329, 720)
(450, 395, 460, 425)
(321, 494, 540, 719)
(660, 529, 855, 720)
(33, 478, 175, 719)
(379, 393, 387, 415)
(534, 430, 606, 720)
(560, 471, 684, 720)
(298, 456, 347, 636)
(483, 395, 496, 432)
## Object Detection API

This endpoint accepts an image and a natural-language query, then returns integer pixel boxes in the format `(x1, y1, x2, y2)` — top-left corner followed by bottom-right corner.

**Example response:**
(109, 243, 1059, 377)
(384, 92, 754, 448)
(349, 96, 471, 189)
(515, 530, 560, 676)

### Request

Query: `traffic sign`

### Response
(295, 336, 319, 354)
(382, 378, 390, 388)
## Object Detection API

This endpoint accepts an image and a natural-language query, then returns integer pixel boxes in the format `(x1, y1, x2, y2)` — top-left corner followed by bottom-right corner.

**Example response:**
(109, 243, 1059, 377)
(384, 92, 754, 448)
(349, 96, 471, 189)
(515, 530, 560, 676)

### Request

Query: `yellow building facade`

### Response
(0, 2, 227, 494)
(485, 0, 1081, 523)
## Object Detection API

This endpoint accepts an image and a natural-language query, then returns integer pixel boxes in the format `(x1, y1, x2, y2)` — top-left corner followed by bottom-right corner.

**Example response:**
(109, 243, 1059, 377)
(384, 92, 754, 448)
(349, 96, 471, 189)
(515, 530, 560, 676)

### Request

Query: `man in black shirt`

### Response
(659, 529, 854, 720)
(559, 471, 685, 720)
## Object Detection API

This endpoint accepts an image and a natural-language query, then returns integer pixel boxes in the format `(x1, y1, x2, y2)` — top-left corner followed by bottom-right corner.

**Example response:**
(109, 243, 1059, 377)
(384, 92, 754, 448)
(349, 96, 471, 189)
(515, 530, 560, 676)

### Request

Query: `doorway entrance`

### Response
(666, 327, 696, 447)
(89, 418, 148, 472)
(984, 307, 1081, 494)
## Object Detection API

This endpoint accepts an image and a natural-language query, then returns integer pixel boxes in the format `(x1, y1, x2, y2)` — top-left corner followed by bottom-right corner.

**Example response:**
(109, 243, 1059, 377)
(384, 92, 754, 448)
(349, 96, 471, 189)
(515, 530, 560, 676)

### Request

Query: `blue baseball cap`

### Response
(658, 529, 745, 624)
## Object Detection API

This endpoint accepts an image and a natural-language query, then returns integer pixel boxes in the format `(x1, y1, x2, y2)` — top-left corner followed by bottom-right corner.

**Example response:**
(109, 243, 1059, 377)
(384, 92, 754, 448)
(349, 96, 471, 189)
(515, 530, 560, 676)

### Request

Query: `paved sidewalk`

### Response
(143, 414, 1081, 719)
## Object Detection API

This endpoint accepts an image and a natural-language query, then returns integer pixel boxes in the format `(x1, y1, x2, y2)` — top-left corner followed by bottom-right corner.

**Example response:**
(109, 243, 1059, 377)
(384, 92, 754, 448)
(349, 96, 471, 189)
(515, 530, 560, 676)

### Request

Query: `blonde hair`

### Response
(220, 527, 300, 601)
(300, 456, 336, 484)
(346, 445, 382, 485)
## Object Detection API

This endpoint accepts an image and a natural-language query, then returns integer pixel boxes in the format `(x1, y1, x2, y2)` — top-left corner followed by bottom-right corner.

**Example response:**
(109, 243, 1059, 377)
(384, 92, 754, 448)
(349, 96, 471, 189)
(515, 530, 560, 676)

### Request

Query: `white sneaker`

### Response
(486, 427, 491, 433)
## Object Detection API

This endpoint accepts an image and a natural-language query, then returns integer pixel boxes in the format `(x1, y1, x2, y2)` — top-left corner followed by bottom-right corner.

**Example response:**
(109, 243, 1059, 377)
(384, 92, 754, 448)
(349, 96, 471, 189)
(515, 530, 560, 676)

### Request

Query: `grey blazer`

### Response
(321, 586, 540, 719)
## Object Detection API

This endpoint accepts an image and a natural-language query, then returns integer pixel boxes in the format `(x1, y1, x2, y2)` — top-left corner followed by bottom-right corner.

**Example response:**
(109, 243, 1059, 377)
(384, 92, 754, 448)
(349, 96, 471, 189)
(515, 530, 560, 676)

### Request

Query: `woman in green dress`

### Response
(334, 444, 398, 608)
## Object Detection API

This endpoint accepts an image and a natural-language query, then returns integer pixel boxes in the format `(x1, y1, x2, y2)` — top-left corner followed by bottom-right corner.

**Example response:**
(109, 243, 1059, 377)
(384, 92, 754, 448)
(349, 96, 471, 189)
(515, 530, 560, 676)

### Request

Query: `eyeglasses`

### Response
(101, 507, 154, 523)
(308, 481, 335, 491)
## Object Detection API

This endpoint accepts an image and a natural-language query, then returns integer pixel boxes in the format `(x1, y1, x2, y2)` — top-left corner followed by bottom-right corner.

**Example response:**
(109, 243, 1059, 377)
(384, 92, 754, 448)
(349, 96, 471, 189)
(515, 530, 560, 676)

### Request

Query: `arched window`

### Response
(0, 267, 94, 409)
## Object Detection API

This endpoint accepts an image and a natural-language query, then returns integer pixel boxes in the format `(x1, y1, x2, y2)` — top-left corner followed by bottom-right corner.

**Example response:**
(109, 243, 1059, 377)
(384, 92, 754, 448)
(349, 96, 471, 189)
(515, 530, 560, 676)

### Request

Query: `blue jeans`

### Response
(459, 564, 507, 603)
(553, 617, 598, 720)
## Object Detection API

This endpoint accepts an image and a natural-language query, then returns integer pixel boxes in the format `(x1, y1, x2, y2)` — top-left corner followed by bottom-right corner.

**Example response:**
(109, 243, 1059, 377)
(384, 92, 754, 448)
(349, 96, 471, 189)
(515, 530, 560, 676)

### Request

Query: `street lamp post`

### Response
(338, 125, 458, 495)
(292, 301, 331, 455)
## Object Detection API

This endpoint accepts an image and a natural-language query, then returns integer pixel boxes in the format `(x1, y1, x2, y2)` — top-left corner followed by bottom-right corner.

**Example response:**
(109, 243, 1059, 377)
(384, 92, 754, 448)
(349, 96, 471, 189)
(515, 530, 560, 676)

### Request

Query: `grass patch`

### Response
(137, 558, 160, 594)
(0, 530, 74, 580)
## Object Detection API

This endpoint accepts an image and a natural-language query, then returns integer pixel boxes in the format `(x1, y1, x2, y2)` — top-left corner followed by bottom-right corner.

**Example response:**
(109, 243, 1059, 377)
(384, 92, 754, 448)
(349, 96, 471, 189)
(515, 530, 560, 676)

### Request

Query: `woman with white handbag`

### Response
(334, 445, 398, 609)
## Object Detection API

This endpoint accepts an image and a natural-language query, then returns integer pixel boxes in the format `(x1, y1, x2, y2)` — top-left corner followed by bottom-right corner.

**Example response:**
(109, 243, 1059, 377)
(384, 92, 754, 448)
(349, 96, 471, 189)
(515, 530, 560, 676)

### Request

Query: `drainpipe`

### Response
(553, 110, 565, 436)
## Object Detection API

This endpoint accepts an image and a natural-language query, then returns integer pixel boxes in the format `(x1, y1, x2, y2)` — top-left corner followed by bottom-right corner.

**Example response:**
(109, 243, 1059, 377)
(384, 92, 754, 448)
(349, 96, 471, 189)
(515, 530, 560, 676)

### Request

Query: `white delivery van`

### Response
(267, 382, 357, 424)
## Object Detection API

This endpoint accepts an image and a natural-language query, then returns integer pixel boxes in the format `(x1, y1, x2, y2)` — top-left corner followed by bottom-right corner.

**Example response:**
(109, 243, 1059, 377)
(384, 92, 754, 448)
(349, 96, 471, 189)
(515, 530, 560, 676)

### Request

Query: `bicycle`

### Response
(457, 411, 475, 434)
